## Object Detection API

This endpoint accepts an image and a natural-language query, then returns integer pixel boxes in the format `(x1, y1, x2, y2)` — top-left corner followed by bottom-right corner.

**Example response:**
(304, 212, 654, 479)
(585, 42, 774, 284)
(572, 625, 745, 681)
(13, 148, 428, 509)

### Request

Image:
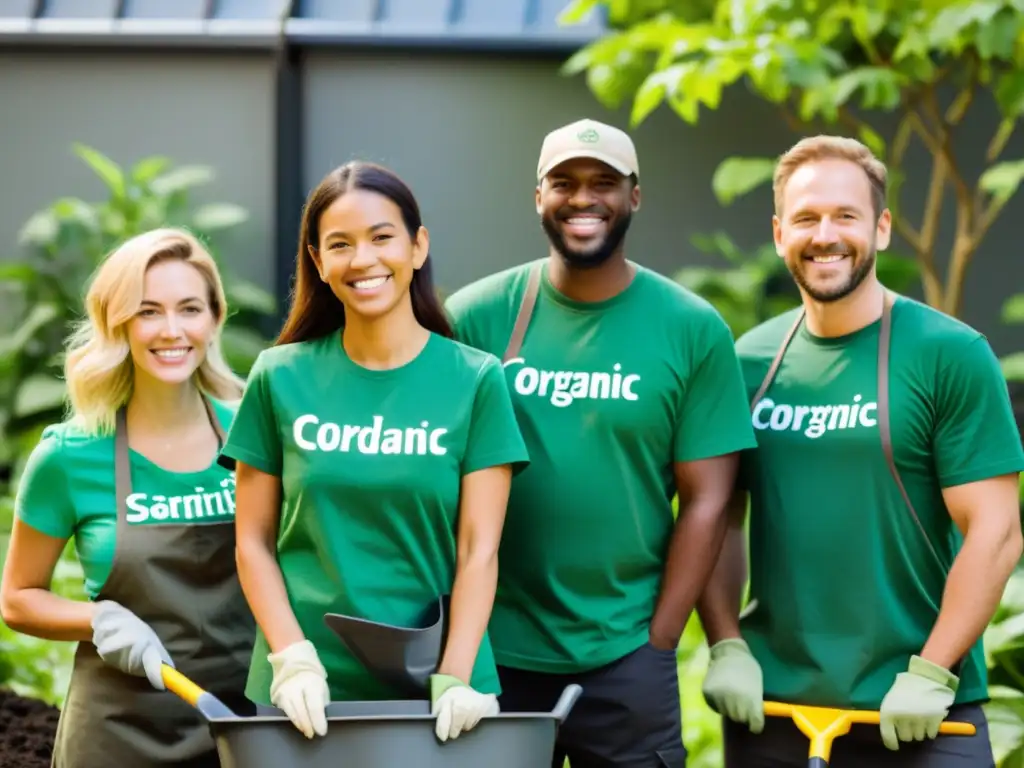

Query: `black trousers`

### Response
(498, 641, 687, 767)
(723, 703, 993, 767)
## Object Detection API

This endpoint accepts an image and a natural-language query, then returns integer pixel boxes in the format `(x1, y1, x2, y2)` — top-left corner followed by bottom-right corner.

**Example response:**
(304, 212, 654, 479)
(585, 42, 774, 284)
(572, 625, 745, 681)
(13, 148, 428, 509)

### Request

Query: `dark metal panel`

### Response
(38, 0, 118, 18)
(286, 0, 603, 51)
(456, 0, 528, 32)
(212, 0, 291, 19)
(294, 0, 375, 22)
(272, 43, 305, 329)
(0, 31, 287, 47)
(0, 0, 38, 18)
(121, 0, 208, 19)
(286, 0, 375, 43)
(378, 0, 449, 34)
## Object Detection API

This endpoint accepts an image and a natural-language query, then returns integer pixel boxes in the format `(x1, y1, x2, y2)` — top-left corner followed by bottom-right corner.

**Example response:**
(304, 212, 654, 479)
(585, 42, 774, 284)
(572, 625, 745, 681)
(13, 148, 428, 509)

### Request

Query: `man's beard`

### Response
(541, 211, 632, 269)
(790, 241, 875, 303)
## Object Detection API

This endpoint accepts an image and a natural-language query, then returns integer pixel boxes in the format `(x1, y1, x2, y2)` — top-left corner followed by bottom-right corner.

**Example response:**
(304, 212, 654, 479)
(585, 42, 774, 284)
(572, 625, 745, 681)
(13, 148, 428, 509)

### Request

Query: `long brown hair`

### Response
(276, 161, 453, 346)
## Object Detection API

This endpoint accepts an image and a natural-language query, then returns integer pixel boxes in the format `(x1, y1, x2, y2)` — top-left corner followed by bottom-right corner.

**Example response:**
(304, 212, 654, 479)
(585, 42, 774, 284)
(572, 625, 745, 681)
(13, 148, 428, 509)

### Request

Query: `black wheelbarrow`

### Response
(763, 699, 976, 767)
(161, 595, 583, 767)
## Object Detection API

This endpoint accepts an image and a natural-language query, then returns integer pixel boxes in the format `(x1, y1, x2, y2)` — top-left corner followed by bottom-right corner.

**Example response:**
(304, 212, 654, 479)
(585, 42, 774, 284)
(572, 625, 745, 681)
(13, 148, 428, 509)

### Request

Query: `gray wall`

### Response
(1, 46, 1021, 355)
(0, 50, 277, 288)
(303, 50, 797, 294)
(303, 49, 1023, 355)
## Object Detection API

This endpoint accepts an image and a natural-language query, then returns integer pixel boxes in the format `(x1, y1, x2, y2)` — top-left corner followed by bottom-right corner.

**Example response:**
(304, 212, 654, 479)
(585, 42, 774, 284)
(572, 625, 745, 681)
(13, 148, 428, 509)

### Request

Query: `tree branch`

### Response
(921, 90, 972, 215)
(986, 119, 1015, 165)
(887, 113, 932, 282)
(975, 194, 1011, 245)
(919, 88, 977, 316)
(944, 54, 977, 127)
(915, 152, 947, 308)
(871, 90, 943, 305)
(779, 105, 810, 134)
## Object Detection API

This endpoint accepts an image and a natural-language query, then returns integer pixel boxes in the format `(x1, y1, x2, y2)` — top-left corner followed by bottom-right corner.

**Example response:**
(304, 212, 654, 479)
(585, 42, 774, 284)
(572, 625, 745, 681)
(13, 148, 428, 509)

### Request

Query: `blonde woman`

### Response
(0, 228, 256, 768)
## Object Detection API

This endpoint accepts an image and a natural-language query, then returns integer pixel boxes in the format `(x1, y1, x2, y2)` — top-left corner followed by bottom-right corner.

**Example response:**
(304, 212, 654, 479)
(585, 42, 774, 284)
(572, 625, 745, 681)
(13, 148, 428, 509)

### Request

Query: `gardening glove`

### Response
(430, 673, 500, 742)
(878, 655, 958, 751)
(701, 638, 765, 734)
(268, 639, 330, 740)
(91, 600, 173, 690)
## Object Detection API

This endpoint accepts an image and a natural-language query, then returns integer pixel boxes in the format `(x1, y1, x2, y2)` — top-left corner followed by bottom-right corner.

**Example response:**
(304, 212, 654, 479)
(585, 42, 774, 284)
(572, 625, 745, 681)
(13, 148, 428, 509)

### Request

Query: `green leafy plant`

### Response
(1000, 293, 1024, 383)
(0, 495, 85, 704)
(0, 143, 276, 496)
(675, 233, 800, 338)
(0, 145, 277, 705)
(984, 566, 1024, 765)
(559, 0, 1024, 319)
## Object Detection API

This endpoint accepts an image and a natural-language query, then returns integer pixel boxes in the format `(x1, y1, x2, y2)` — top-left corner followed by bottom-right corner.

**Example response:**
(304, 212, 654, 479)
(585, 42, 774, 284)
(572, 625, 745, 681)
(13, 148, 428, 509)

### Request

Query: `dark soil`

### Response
(0, 688, 59, 768)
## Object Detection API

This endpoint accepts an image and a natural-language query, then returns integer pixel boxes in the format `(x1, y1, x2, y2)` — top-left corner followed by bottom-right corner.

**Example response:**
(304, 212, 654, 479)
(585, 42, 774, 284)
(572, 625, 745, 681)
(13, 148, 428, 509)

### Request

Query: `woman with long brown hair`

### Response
(220, 161, 528, 742)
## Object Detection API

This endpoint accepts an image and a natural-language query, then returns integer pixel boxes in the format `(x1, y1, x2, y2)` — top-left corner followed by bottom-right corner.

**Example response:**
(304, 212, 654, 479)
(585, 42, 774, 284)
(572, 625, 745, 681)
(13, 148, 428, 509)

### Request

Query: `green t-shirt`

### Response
(445, 260, 758, 673)
(735, 296, 1024, 710)
(219, 331, 529, 704)
(14, 399, 239, 600)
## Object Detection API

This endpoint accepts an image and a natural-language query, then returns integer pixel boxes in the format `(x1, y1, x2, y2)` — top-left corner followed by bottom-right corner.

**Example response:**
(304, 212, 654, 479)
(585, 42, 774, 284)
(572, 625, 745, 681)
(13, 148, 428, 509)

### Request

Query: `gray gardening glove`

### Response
(91, 600, 174, 690)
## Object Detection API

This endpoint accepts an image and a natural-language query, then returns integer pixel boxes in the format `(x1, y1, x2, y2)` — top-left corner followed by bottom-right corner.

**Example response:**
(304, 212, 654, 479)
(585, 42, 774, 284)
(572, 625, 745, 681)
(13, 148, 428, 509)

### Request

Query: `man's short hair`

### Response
(773, 135, 888, 219)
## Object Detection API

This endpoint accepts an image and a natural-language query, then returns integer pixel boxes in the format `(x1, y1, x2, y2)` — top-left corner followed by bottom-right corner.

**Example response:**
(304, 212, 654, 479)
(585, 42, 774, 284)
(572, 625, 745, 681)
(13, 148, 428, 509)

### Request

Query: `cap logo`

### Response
(577, 128, 600, 143)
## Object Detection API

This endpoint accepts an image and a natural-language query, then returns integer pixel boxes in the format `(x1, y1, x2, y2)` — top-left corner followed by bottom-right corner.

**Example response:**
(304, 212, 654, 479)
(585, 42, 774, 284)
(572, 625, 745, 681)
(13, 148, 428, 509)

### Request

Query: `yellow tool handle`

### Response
(764, 701, 977, 736)
(161, 663, 205, 707)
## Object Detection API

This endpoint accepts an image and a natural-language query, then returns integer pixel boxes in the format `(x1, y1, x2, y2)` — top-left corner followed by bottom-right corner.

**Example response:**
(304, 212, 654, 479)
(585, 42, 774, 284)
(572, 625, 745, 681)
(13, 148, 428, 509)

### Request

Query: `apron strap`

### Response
(753, 293, 959, 670)
(876, 292, 947, 576)
(114, 408, 132, 524)
(750, 309, 805, 410)
(114, 395, 227, 522)
(502, 262, 542, 363)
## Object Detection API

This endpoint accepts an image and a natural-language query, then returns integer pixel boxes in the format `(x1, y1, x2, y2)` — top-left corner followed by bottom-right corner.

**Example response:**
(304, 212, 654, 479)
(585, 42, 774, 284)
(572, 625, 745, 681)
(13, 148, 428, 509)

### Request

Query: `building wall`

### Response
(1, 46, 1020, 354)
(0, 50, 277, 287)
(302, 49, 1024, 354)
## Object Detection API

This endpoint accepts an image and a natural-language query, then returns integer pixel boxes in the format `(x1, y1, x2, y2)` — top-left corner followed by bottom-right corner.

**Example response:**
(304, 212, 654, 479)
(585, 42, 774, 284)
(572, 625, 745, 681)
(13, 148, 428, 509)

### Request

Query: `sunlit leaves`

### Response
(712, 157, 777, 205)
(561, 0, 1024, 128)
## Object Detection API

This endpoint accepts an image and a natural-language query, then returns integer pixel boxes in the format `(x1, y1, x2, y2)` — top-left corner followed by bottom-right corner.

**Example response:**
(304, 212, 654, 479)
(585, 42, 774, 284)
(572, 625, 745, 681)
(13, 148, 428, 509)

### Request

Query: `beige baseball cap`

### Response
(536, 118, 640, 181)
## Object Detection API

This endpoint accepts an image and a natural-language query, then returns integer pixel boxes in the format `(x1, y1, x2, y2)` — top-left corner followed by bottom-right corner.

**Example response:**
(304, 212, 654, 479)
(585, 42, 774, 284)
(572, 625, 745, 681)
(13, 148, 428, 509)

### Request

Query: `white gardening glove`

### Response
(429, 674, 500, 742)
(268, 640, 330, 739)
(91, 600, 173, 690)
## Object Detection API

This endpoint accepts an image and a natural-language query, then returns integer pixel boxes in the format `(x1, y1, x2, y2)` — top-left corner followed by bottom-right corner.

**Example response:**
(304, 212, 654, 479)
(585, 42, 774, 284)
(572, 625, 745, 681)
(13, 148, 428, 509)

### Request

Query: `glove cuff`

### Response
(908, 655, 959, 692)
(90, 600, 123, 627)
(268, 640, 326, 678)
(708, 638, 752, 661)
(430, 673, 468, 701)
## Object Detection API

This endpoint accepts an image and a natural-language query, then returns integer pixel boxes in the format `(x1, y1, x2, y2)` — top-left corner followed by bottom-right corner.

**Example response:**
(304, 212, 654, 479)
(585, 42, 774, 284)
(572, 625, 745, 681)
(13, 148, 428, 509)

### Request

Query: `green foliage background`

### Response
(3, 4, 1024, 760)
(0, 145, 276, 705)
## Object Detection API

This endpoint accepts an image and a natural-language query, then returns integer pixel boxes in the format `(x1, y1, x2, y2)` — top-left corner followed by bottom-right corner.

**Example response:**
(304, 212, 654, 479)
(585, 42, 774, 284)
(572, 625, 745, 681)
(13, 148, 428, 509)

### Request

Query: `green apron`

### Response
(52, 400, 255, 768)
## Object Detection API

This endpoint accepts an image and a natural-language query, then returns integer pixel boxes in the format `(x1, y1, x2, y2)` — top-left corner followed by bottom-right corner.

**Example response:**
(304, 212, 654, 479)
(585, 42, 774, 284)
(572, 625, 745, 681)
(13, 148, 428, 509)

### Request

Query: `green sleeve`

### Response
(932, 336, 1024, 488)
(462, 356, 530, 476)
(219, 352, 283, 476)
(14, 430, 76, 540)
(673, 315, 759, 462)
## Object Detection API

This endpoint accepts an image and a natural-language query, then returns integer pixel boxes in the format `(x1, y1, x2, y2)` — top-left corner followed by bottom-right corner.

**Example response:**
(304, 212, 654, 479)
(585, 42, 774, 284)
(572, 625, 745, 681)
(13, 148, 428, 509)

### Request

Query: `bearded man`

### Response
(445, 118, 756, 767)
(697, 134, 1024, 767)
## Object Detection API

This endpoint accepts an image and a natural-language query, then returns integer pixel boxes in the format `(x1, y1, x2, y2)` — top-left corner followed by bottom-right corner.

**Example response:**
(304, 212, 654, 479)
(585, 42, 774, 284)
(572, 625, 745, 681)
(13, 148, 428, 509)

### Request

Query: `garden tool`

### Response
(322, 594, 449, 697)
(159, 662, 583, 768)
(763, 699, 976, 767)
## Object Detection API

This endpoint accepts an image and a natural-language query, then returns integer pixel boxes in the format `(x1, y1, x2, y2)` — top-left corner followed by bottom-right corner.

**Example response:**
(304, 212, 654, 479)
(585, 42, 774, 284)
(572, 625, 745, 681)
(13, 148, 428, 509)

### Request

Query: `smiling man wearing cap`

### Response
(444, 118, 757, 766)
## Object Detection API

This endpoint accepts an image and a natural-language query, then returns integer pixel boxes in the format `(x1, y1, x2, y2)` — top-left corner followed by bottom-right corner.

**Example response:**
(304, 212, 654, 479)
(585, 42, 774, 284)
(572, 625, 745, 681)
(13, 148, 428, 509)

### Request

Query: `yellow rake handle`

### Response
(763, 701, 976, 763)
(161, 664, 205, 707)
(160, 663, 237, 719)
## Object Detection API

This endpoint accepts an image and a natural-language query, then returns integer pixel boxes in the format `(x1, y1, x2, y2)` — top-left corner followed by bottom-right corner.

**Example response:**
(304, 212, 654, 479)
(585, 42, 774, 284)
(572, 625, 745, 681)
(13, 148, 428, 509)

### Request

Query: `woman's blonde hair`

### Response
(64, 227, 245, 435)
